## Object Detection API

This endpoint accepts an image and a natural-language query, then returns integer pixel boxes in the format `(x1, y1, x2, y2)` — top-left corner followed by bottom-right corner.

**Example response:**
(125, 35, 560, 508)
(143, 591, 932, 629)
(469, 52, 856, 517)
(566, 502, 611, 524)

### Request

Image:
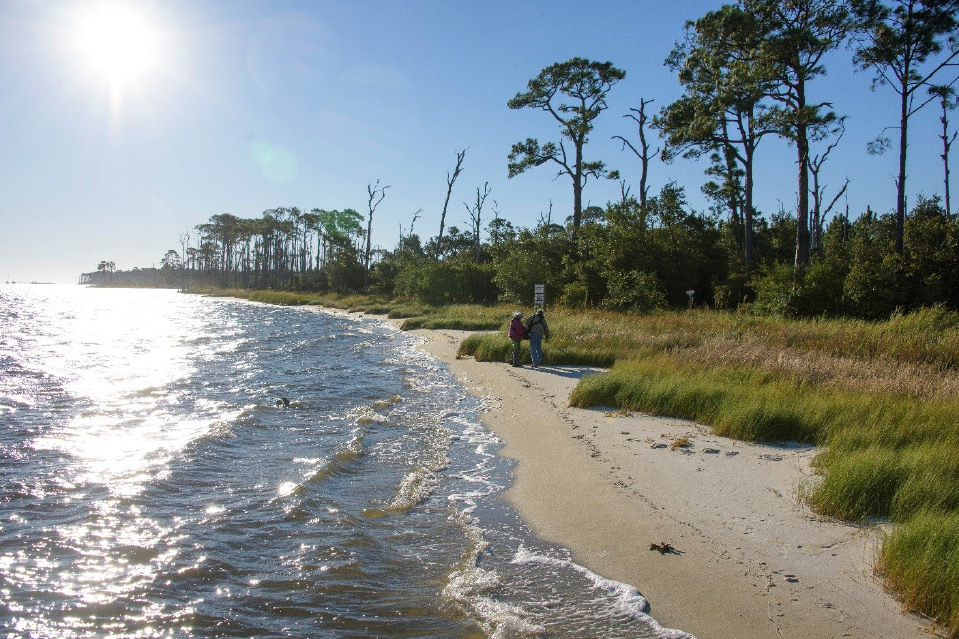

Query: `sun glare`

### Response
(74, 4, 161, 84)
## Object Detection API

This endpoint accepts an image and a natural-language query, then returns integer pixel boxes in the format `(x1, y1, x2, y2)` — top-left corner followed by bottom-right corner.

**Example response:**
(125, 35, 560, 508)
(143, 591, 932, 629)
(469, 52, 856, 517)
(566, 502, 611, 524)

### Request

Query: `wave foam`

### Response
(512, 547, 697, 639)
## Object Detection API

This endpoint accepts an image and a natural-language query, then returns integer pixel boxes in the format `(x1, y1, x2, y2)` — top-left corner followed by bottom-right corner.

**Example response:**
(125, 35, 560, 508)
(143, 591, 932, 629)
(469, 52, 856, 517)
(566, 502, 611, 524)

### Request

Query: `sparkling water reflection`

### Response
(0, 285, 691, 639)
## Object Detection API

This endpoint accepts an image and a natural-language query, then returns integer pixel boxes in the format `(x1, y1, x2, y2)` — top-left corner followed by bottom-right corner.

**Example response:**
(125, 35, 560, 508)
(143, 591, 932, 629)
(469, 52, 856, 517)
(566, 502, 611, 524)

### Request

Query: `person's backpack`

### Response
(524, 315, 541, 339)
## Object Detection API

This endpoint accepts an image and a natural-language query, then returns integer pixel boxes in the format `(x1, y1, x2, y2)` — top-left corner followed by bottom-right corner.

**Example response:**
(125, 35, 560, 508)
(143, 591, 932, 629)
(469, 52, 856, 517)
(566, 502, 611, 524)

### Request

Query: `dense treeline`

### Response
(84, 0, 959, 323)
(84, 190, 959, 321)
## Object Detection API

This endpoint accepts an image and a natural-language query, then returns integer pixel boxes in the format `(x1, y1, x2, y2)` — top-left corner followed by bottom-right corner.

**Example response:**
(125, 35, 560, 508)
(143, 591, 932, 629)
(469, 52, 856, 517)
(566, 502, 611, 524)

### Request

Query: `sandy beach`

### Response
(408, 326, 939, 639)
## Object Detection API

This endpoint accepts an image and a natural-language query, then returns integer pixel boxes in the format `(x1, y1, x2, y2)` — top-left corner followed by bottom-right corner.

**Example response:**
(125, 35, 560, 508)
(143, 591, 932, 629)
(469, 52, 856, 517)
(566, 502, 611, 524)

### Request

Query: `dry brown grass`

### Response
(544, 307, 959, 401)
(677, 337, 959, 399)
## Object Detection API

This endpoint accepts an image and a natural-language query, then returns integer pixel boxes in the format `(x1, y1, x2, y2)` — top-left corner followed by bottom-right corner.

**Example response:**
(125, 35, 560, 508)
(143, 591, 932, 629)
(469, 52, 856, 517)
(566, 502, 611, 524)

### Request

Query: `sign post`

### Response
(534, 284, 545, 310)
(686, 289, 695, 310)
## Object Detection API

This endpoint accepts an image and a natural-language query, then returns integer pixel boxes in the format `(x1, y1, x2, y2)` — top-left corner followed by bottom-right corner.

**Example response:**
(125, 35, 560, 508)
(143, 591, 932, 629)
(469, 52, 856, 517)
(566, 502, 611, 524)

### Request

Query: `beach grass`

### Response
(877, 510, 959, 631)
(456, 306, 959, 633)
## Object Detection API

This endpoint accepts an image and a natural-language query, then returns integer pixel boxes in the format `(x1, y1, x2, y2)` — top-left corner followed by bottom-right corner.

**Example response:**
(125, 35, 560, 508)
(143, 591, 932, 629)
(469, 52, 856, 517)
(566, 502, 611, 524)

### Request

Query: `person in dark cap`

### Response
(524, 308, 550, 367)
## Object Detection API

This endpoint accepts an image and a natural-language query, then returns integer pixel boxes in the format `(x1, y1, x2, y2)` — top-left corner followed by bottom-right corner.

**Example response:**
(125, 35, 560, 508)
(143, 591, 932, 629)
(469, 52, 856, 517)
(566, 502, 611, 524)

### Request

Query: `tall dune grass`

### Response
(878, 510, 959, 632)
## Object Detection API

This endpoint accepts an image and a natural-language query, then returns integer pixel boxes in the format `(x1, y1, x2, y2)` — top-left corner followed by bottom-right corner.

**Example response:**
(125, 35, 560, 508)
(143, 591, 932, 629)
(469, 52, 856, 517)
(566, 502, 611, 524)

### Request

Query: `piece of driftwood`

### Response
(649, 542, 679, 554)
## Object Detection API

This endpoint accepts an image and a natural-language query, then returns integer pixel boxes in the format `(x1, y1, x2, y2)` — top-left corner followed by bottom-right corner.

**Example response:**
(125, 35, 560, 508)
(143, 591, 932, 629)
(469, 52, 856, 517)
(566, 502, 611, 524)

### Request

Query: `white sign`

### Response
(534, 284, 545, 308)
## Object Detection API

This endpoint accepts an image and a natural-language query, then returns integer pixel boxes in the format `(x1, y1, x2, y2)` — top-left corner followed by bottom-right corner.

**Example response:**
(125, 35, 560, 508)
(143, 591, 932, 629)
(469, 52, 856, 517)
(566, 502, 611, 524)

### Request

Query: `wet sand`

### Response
(410, 327, 937, 639)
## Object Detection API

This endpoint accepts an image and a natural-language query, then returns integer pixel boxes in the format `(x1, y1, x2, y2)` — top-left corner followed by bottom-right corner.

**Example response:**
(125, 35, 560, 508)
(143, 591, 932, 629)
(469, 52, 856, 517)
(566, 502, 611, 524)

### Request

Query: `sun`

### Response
(73, 3, 161, 84)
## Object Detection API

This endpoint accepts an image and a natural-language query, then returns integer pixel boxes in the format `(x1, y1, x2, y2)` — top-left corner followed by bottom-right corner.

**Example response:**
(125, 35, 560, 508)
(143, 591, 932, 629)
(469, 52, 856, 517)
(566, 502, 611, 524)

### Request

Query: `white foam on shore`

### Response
(382, 320, 699, 638)
(387, 465, 438, 512)
(512, 546, 697, 639)
(443, 556, 544, 639)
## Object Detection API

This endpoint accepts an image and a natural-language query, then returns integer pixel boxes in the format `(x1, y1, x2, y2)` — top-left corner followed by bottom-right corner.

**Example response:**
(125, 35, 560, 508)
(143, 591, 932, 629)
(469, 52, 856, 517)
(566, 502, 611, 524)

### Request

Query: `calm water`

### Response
(0, 285, 691, 639)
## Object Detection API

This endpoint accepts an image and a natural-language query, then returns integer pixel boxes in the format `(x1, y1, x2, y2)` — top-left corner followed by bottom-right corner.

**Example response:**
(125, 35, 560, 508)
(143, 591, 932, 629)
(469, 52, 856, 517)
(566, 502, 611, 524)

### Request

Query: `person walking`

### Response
(508, 311, 525, 367)
(524, 308, 550, 367)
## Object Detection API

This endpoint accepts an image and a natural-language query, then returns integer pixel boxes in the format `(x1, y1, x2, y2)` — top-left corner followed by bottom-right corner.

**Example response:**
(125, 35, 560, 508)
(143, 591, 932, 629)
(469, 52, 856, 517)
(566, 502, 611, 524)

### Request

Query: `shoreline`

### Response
(406, 326, 936, 639)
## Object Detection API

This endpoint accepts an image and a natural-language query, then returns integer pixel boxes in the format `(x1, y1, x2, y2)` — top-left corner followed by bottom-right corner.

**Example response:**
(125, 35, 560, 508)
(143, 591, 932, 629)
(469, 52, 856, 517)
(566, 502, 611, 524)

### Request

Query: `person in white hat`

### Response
(508, 311, 525, 367)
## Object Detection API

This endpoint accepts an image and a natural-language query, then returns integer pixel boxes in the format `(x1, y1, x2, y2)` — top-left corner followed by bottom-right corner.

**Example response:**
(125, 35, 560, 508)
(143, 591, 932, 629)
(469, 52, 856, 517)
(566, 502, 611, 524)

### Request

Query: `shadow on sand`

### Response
(520, 364, 605, 380)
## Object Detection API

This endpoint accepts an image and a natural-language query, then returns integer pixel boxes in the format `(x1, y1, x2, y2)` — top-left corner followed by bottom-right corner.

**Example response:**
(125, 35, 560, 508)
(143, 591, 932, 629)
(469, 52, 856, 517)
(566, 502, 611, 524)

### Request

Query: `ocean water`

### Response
(0, 285, 692, 639)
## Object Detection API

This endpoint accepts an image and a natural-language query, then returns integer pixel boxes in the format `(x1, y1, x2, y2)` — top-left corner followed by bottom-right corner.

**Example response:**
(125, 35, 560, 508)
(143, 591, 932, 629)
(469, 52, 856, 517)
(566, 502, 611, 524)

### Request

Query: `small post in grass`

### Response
(686, 289, 695, 310)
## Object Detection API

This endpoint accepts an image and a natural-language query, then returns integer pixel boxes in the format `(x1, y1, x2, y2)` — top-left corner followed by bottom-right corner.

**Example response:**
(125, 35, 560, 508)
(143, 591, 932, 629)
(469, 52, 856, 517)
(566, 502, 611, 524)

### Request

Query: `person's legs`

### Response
(529, 333, 543, 366)
(511, 338, 522, 366)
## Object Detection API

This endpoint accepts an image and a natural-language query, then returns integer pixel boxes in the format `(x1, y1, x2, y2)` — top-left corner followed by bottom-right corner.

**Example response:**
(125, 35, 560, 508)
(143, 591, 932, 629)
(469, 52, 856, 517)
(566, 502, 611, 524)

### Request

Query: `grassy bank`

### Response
(457, 306, 959, 635)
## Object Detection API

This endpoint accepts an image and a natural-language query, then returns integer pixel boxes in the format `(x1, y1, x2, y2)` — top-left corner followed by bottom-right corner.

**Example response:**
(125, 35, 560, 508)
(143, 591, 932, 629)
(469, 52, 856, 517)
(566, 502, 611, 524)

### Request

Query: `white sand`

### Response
(409, 327, 938, 639)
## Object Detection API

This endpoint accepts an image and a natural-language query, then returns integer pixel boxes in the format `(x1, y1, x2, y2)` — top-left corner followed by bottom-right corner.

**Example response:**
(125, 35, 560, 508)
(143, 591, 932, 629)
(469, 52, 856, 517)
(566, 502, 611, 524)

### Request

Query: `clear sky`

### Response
(0, 0, 952, 284)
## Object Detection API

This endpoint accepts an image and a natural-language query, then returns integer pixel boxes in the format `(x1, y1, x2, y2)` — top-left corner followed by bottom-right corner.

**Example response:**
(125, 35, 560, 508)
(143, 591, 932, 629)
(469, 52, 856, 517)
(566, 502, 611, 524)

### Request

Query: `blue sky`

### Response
(0, 0, 952, 283)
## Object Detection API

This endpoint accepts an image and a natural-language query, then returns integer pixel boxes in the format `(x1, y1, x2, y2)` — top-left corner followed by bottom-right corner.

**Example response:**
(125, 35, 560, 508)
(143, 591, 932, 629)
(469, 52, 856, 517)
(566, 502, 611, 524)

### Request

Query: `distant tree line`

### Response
(83, 0, 959, 320)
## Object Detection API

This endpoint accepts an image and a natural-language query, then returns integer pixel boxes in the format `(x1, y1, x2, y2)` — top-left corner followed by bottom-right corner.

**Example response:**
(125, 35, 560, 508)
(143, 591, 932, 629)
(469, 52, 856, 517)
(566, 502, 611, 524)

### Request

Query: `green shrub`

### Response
(393, 259, 497, 305)
(751, 264, 800, 317)
(843, 251, 909, 320)
(559, 282, 589, 309)
(600, 270, 666, 313)
(795, 257, 848, 316)
(493, 250, 562, 305)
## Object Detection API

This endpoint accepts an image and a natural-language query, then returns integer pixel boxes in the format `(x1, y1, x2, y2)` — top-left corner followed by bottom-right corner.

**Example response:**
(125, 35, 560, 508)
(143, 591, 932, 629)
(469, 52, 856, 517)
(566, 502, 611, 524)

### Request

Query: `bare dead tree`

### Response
(618, 180, 632, 209)
(364, 180, 389, 289)
(464, 182, 491, 263)
(178, 231, 191, 287)
(538, 200, 554, 227)
(808, 122, 845, 256)
(613, 98, 659, 207)
(436, 148, 467, 260)
(931, 85, 959, 217)
(489, 199, 502, 237)
(399, 208, 423, 242)
(821, 178, 851, 232)
(410, 208, 421, 236)
(490, 199, 502, 222)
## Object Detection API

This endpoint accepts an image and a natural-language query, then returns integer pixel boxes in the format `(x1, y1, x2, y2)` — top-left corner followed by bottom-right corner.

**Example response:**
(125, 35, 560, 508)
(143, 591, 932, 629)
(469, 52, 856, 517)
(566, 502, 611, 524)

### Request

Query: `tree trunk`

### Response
(436, 149, 466, 260)
(364, 213, 372, 289)
(638, 99, 652, 208)
(942, 98, 953, 216)
(794, 80, 810, 269)
(896, 88, 909, 254)
(945, 135, 953, 218)
(744, 145, 755, 266)
(811, 172, 822, 256)
(573, 139, 584, 229)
